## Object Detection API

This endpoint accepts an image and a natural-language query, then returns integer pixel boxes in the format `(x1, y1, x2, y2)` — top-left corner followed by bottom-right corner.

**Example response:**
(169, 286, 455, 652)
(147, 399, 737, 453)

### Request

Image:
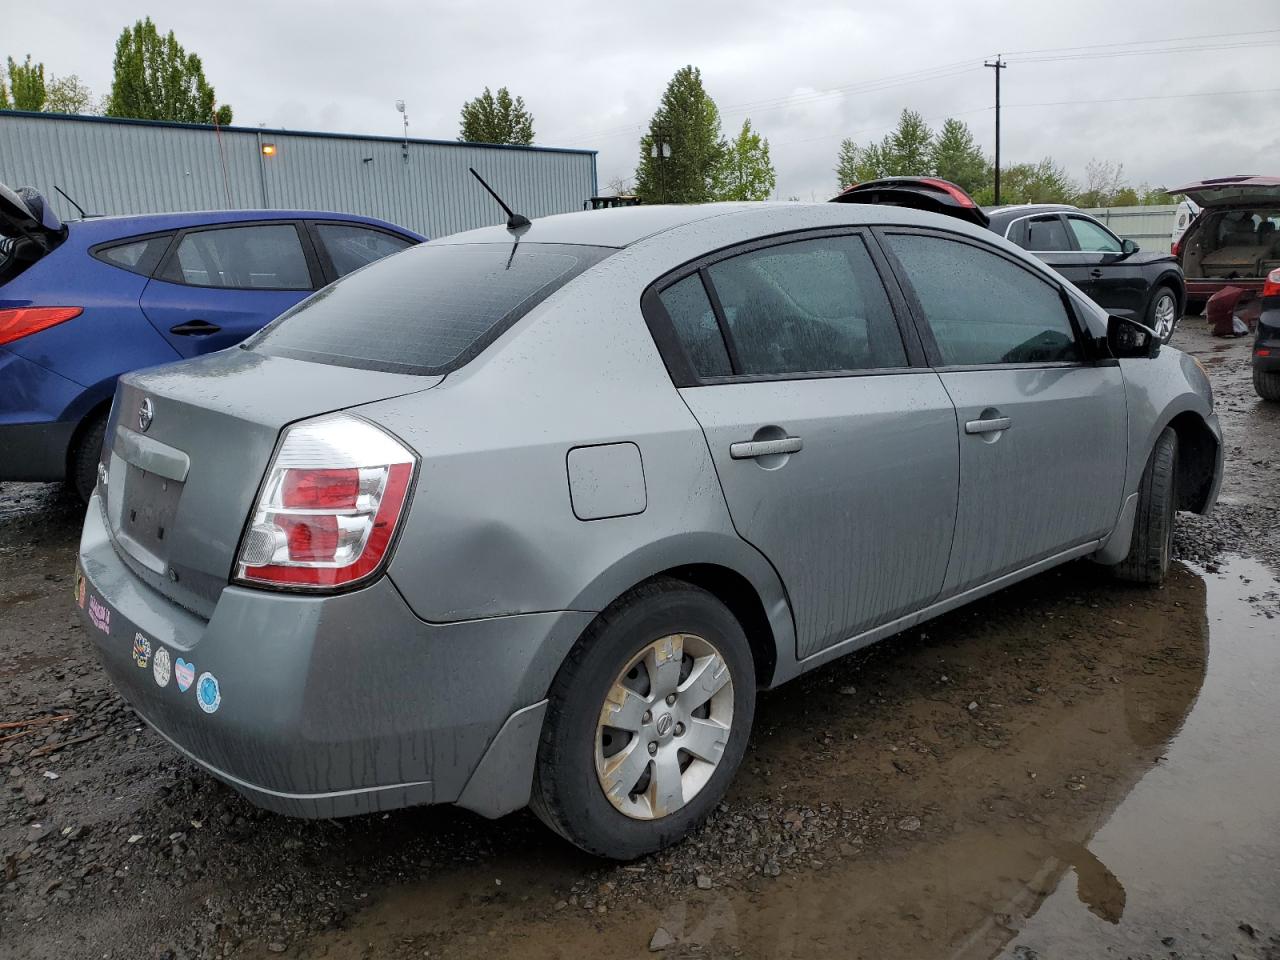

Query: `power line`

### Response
(999, 27, 1280, 57)
(1005, 86, 1280, 109)
(1010, 40, 1280, 64)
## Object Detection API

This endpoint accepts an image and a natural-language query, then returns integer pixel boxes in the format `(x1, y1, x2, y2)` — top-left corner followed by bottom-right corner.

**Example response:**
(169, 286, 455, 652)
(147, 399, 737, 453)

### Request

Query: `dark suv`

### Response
(832, 179, 1186, 342)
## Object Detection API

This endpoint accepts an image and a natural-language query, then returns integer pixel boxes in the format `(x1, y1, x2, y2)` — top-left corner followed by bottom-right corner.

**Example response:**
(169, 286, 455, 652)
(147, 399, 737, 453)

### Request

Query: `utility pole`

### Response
(984, 55, 1006, 204)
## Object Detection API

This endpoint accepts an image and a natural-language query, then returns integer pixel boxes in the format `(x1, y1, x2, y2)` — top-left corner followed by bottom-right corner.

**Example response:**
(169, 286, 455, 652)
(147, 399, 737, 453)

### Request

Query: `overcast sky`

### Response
(13, 0, 1280, 201)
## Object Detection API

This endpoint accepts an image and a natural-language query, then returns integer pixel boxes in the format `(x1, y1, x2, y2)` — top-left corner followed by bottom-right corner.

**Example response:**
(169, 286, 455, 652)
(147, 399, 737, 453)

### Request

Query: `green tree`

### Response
(835, 137, 892, 188)
(7, 55, 46, 111)
(715, 118, 776, 201)
(886, 109, 932, 175)
(972, 157, 1076, 205)
(928, 118, 987, 194)
(44, 74, 98, 115)
(635, 66, 727, 204)
(106, 18, 232, 125)
(0, 78, 8, 110)
(458, 86, 535, 145)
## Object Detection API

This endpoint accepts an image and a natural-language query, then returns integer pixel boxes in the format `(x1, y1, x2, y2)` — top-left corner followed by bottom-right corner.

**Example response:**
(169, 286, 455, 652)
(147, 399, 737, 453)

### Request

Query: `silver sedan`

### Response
(76, 201, 1222, 859)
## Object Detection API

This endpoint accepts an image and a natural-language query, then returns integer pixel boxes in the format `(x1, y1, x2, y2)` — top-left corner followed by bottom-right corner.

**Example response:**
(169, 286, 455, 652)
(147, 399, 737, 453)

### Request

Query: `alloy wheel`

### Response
(1153, 293, 1177, 341)
(595, 633, 734, 820)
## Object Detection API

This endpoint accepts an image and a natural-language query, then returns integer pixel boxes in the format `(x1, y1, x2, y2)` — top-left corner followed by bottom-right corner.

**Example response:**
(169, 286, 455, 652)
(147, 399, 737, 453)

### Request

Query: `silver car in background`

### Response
(75, 202, 1222, 859)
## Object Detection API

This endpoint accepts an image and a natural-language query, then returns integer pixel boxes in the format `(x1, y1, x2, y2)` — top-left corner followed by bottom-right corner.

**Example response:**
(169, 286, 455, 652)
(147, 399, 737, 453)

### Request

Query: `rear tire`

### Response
(1255, 368, 1280, 402)
(67, 412, 107, 504)
(530, 578, 756, 859)
(1111, 427, 1178, 585)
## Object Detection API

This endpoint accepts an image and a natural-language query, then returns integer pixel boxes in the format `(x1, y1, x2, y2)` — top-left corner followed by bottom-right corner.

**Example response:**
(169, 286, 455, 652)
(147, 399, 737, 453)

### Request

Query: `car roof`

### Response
(434, 201, 998, 250)
(66, 208, 425, 241)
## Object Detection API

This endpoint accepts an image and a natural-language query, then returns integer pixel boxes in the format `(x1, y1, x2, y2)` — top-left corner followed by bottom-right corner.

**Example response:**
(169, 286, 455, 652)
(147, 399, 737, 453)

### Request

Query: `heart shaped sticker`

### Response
(175, 658, 195, 692)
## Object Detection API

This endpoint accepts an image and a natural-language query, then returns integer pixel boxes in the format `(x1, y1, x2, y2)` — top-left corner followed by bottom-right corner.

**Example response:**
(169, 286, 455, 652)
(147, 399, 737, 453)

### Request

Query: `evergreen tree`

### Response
(928, 118, 987, 194)
(635, 66, 727, 204)
(458, 87, 535, 145)
(715, 119, 776, 201)
(107, 18, 232, 125)
(886, 109, 932, 176)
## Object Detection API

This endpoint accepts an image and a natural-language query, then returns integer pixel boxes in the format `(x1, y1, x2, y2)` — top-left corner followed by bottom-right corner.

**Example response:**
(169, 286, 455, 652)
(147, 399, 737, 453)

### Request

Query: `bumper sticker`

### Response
(153, 647, 171, 688)
(132, 633, 151, 669)
(175, 658, 195, 692)
(196, 672, 221, 714)
(88, 595, 111, 634)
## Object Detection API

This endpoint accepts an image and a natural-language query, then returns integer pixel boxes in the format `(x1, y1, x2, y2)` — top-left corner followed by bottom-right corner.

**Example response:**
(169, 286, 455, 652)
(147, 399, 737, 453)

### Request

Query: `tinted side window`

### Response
(1021, 216, 1072, 252)
(1067, 217, 1122, 253)
(316, 223, 414, 278)
(705, 236, 906, 376)
(164, 224, 311, 289)
(886, 233, 1081, 366)
(658, 274, 731, 377)
(95, 234, 172, 276)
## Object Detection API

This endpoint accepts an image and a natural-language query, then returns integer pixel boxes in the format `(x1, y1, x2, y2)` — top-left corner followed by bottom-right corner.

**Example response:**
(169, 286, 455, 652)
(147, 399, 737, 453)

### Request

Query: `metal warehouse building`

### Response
(0, 111, 598, 238)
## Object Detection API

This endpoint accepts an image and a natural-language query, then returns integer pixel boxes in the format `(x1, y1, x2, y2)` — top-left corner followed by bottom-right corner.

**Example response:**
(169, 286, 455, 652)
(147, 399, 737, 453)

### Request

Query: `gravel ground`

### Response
(1, 317, 1277, 960)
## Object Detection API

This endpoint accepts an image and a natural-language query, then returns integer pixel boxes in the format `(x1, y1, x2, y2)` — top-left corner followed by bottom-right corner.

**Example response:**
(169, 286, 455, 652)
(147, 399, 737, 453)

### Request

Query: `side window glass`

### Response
(166, 224, 311, 289)
(315, 223, 413, 278)
(1023, 216, 1072, 251)
(885, 233, 1082, 366)
(658, 274, 731, 378)
(95, 235, 171, 276)
(705, 235, 906, 376)
(1067, 217, 1122, 253)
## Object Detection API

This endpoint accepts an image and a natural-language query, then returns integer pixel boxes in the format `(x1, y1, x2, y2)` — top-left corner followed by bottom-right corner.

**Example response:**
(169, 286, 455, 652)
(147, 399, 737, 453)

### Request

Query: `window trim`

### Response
(305, 219, 419, 284)
(640, 226, 926, 387)
(89, 231, 176, 278)
(872, 224, 1096, 371)
(1009, 212, 1078, 254)
(153, 220, 324, 292)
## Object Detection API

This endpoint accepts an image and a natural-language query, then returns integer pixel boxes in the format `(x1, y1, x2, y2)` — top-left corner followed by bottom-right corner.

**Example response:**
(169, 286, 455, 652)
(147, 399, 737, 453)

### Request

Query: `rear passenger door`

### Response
(140, 221, 321, 357)
(1008, 213, 1100, 299)
(879, 228, 1127, 596)
(646, 231, 960, 661)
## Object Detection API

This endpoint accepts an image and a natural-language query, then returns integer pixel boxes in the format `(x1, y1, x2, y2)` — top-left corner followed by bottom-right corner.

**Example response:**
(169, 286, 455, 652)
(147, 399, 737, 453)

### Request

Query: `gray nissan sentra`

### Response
(75, 201, 1222, 859)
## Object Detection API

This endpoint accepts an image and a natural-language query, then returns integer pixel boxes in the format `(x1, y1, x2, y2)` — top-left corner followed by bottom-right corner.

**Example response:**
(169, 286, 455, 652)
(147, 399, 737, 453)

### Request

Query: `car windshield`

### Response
(248, 241, 612, 375)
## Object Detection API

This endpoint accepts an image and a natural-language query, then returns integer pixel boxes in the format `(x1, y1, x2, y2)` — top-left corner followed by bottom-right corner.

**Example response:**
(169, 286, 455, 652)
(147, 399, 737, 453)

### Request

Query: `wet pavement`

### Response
(1, 321, 1278, 959)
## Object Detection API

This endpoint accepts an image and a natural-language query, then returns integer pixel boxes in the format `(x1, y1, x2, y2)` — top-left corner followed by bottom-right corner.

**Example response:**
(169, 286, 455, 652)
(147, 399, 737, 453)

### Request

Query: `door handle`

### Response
(1089, 268, 1103, 278)
(730, 436, 803, 459)
(169, 319, 221, 336)
(964, 417, 1012, 435)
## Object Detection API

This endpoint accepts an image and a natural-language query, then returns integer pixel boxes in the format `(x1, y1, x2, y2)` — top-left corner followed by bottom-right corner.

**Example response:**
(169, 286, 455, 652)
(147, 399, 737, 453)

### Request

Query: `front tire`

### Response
(1112, 427, 1178, 585)
(530, 579, 756, 859)
(1255, 367, 1280, 402)
(1147, 286, 1179, 343)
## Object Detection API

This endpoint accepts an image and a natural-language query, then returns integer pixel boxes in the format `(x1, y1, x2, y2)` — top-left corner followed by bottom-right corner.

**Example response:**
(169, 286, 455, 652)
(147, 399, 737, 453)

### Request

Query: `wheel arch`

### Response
(564, 534, 795, 690)
(1148, 270, 1185, 315)
(1165, 410, 1219, 513)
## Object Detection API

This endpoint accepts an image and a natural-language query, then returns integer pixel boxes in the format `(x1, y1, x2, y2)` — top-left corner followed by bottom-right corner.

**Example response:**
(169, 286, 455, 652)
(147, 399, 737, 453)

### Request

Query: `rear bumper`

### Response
(0, 419, 76, 481)
(1186, 278, 1263, 301)
(76, 496, 592, 818)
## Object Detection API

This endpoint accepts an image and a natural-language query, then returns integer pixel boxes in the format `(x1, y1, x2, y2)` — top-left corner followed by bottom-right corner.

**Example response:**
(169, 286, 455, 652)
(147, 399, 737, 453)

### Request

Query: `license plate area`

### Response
(120, 465, 184, 563)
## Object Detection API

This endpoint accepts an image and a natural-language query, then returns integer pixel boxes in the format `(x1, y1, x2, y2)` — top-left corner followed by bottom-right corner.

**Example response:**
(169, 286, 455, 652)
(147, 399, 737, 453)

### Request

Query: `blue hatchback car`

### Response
(0, 184, 425, 499)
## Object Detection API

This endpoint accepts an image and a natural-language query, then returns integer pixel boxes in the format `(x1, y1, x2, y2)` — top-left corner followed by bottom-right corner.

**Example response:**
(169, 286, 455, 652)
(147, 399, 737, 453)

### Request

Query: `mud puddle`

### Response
(281, 558, 1280, 960)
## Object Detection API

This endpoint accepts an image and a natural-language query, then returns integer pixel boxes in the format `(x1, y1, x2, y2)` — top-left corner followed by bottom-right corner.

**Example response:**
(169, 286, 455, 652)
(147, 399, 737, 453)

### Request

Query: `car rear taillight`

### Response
(1262, 267, 1280, 298)
(234, 415, 417, 590)
(1171, 240, 1181, 257)
(0, 306, 82, 346)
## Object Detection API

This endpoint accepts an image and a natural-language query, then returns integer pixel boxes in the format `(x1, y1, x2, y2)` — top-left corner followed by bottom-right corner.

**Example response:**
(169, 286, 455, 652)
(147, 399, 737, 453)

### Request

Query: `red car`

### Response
(1168, 176, 1280, 315)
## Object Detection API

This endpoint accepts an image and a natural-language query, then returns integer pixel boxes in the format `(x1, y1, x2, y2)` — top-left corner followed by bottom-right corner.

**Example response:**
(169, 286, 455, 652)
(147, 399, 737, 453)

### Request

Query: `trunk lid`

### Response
(1168, 176, 1280, 208)
(0, 183, 67, 284)
(101, 347, 438, 618)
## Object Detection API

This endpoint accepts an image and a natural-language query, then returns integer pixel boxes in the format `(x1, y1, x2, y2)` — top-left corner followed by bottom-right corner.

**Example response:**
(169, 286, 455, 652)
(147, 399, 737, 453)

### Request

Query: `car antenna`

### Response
(468, 167, 531, 231)
(53, 185, 90, 219)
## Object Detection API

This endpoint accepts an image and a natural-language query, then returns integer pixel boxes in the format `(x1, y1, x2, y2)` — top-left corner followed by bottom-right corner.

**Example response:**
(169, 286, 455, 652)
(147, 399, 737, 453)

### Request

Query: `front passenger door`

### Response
(880, 229, 1127, 596)
(653, 232, 960, 660)
(1064, 215, 1148, 318)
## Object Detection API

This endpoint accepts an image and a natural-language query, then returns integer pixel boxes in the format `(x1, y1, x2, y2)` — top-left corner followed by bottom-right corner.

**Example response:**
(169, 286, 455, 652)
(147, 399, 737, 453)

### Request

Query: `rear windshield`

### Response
(248, 242, 611, 374)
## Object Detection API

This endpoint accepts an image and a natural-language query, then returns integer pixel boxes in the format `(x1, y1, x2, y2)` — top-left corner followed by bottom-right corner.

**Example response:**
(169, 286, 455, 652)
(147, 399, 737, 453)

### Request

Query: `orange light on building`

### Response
(261, 143, 277, 156)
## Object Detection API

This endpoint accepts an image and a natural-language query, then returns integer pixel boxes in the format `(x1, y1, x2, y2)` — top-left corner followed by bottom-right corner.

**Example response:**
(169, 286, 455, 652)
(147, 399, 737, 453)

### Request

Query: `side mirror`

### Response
(1107, 314, 1160, 359)
(1121, 238, 1139, 255)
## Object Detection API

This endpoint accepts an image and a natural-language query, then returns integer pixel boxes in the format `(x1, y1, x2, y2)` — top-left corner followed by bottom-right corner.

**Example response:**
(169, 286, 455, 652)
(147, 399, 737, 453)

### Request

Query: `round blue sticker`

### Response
(196, 672, 221, 714)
